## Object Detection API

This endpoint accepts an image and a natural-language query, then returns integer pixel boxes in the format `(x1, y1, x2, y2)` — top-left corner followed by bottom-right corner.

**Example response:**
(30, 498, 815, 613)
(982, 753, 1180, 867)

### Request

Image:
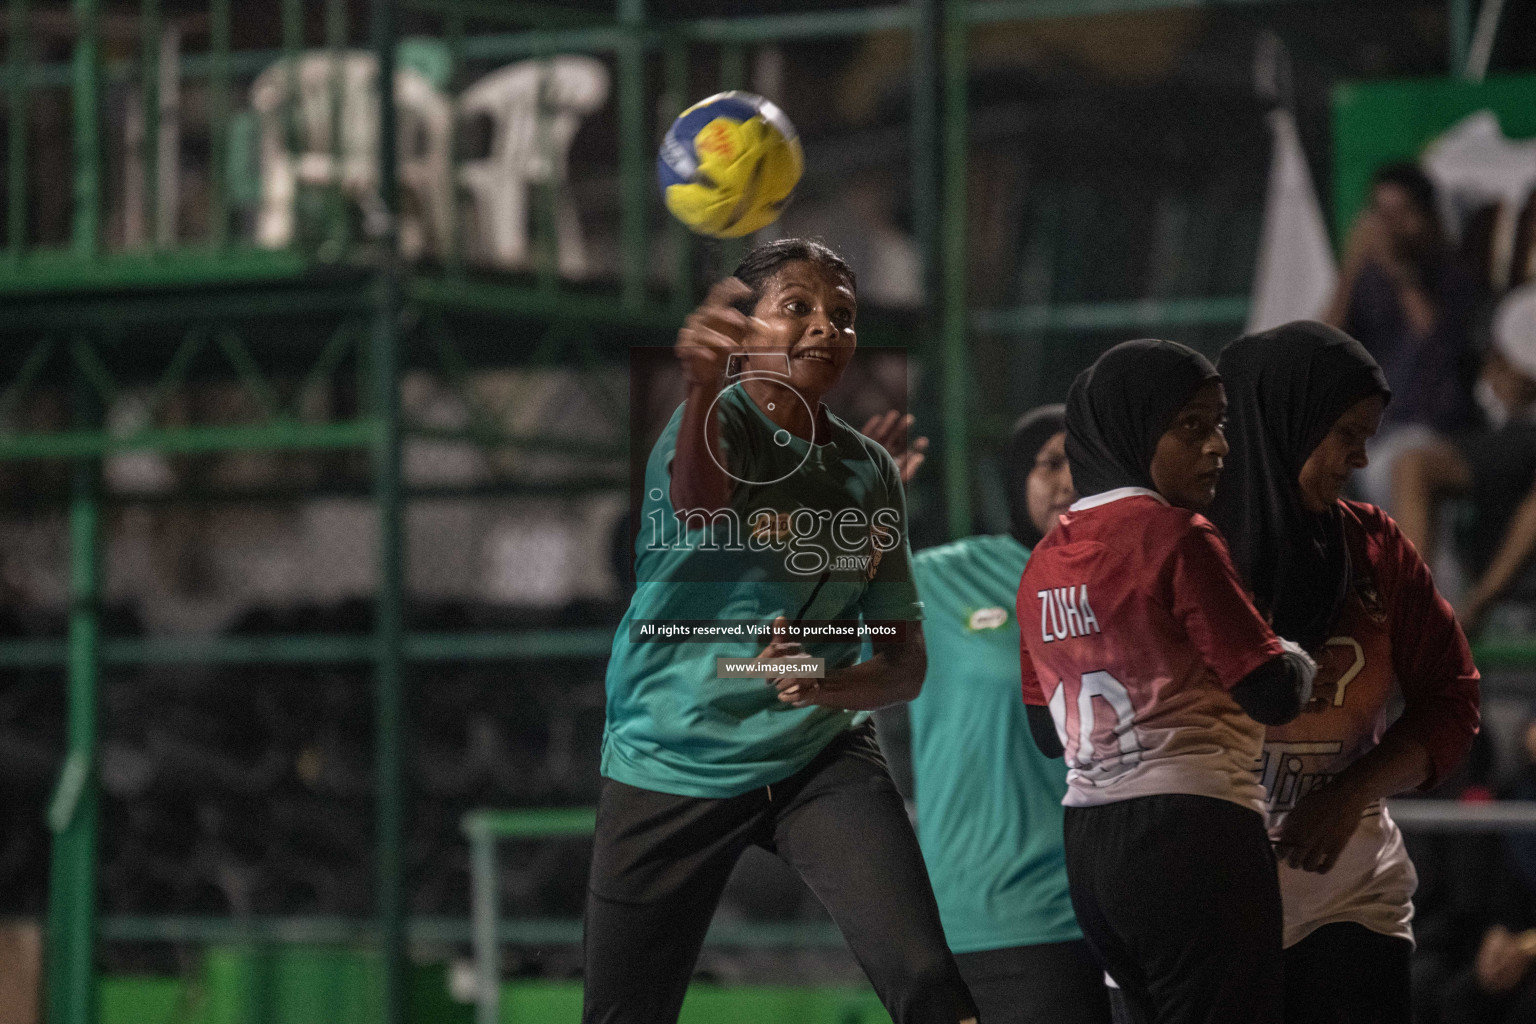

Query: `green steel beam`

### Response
(0, 479, 628, 511)
(373, 281, 410, 1024)
(69, 0, 99, 259)
(46, 379, 102, 1024)
(683, 5, 912, 41)
(0, 49, 263, 88)
(208, 0, 232, 248)
(282, 0, 303, 255)
(13, 467, 626, 498)
(325, 0, 351, 256)
(398, 0, 606, 27)
(0, 1, 1344, 94)
(663, 40, 692, 315)
(408, 425, 625, 459)
(0, 334, 52, 424)
(1467, 637, 1536, 670)
(405, 627, 614, 661)
(972, 295, 1250, 333)
(966, 0, 1328, 20)
(5, 46, 384, 90)
(370, 0, 408, 1018)
(139, 0, 160, 252)
(940, 0, 969, 539)
(0, 628, 615, 668)
(0, 246, 312, 295)
(94, 914, 848, 948)
(0, 420, 379, 461)
(426, 0, 1330, 65)
(617, 0, 647, 309)
(7, 0, 28, 256)
(910, 0, 939, 298)
(0, 281, 367, 333)
(0, 635, 375, 667)
(463, 806, 597, 840)
(29, 626, 1530, 673)
(443, 8, 464, 275)
(408, 276, 676, 329)
(457, 25, 629, 60)
(447, 6, 913, 62)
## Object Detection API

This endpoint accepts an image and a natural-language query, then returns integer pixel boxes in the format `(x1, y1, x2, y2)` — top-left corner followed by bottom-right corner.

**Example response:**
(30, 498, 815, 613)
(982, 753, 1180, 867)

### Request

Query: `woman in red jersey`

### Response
(1209, 322, 1481, 1024)
(1018, 338, 1317, 1024)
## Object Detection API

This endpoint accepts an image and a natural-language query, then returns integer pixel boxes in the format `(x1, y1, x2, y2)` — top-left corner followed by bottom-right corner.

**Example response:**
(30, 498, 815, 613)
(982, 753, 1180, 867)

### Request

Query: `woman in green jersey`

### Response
(583, 238, 977, 1024)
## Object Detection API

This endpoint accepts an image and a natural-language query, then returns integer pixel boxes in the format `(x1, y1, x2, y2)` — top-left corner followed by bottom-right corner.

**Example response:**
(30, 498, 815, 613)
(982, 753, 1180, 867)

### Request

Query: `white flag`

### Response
(1247, 108, 1337, 334)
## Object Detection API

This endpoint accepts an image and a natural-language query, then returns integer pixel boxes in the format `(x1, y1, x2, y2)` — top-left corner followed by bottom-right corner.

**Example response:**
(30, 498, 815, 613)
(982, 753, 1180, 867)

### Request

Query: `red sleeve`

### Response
(1018, 576, 1046, 707)
(1020, 647, 1046, 707)
(1366, 507, 1481, 789)
(1169, 519, 1286, 691)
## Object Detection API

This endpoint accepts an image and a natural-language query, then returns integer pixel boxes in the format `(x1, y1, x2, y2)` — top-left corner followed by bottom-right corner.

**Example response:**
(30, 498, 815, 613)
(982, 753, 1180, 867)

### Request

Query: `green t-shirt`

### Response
(909, 534, 1080, 953)
(602, 384, 923, 798)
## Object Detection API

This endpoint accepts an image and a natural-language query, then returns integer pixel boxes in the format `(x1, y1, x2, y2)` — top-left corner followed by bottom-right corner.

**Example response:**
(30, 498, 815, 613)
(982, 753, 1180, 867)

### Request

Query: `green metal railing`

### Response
(463, 808, 595, 1024)
(455, 800, 1536, 1024)
(459, 807, 853, 1024)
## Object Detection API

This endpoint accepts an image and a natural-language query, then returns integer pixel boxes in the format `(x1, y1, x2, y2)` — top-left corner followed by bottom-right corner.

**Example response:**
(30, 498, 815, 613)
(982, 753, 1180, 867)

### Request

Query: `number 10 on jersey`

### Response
(1046, 670, 1142, 771)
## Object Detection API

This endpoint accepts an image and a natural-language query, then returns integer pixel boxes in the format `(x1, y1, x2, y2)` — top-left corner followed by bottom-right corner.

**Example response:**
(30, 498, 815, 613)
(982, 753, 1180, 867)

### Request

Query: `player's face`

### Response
(743, 260, 857, 400)
(1027, 431, 1075, 539)
(1149, 381, 1228, 511)
(1298, 394, 1384, 512)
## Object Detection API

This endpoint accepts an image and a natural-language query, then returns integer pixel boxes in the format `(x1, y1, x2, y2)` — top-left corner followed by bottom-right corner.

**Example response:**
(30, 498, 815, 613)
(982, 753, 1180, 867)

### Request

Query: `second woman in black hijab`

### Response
(1018, 339, 1317, 1024)
(1210, 322, 1481, 1024)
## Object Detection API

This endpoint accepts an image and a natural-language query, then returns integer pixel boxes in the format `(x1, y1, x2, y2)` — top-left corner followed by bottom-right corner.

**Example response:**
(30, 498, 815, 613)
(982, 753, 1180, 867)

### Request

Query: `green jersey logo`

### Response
(967, 607, 1008, 631)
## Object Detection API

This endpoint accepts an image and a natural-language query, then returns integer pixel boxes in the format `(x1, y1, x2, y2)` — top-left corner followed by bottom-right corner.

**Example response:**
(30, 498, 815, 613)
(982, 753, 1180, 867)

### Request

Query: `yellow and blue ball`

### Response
(657, 91, 803, 239)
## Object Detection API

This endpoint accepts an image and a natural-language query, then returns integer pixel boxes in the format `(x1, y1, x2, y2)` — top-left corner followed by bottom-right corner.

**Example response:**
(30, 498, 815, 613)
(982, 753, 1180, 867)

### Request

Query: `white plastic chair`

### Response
(1423, 111, 1536, 292)
(250, 51, 452, 259)
(456, 56, 608, 277)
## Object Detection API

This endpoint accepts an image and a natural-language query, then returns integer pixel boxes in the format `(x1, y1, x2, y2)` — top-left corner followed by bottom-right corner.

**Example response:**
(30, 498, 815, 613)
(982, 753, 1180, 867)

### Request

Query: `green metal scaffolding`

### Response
(0, 2, 1521, 1023)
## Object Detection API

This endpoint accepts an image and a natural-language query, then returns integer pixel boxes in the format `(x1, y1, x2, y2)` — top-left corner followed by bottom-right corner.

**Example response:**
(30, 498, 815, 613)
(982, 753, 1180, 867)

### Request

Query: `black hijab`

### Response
(1007, 404, 1067, 548)
(1209, 321, 1391, 653)
(1065, 339, 1221, 497)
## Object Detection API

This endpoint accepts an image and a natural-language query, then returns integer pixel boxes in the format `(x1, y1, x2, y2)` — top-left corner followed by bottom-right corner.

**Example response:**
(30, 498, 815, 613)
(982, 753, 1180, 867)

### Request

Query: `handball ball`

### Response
(658, 91, 803, 239)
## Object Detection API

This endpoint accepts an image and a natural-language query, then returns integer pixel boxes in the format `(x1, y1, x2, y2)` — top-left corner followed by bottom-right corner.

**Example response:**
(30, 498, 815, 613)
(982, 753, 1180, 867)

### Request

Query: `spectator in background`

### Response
(1324, 162, 1485, 510)
(1392, 283, 1536, 634)
(1404, 729, 1500, 1024)
(1433, 716, 1536, 1024)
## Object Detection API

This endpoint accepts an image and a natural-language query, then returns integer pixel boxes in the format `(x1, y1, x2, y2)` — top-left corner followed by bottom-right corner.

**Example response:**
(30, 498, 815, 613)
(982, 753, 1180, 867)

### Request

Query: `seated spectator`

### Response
(1433, 717, 1536, 1024)
(1324, 162, 1486, 510)
(1405, 730, 1501, 1024)
(1393, 283, 1536, 634)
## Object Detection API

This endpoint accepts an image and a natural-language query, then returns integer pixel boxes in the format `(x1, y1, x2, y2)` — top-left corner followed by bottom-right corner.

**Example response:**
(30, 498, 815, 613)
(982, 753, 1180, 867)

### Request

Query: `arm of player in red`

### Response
(1172, 522, 1313, 725)
(1276, 511, 1480, 874)
(1017, 582, 1065, 758)
(1379, 511, 1481, 790)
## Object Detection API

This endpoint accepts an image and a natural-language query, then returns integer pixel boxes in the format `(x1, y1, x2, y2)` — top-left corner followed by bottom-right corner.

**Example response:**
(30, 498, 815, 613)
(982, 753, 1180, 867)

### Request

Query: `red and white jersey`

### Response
(1265, 501, 1480, 947)
(1019, 488, 1285, 813)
